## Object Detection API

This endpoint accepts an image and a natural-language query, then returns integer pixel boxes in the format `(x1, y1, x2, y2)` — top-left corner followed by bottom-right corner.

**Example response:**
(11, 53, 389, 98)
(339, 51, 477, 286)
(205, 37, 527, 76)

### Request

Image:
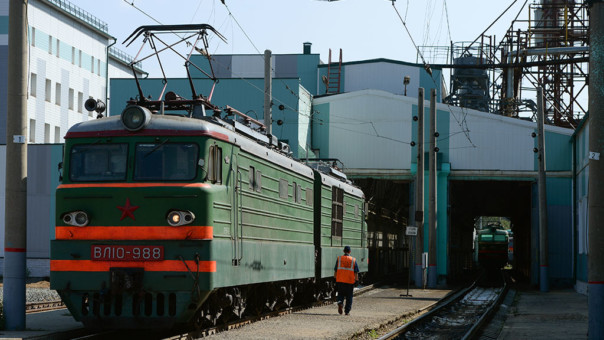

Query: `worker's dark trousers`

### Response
(336, 282, 354, 314)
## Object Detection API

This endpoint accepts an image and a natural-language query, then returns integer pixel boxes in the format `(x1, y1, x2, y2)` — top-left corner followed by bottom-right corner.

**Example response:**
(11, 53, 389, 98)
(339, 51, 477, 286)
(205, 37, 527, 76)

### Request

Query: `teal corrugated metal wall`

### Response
(533, 130, 573, 171)
(311, 103, 330, 157)
(110, 77, 304, 156)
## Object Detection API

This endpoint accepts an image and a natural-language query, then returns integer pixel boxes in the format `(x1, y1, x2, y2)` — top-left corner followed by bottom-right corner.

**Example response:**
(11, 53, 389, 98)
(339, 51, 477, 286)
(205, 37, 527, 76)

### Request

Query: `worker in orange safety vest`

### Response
(334, 245, 359, 315)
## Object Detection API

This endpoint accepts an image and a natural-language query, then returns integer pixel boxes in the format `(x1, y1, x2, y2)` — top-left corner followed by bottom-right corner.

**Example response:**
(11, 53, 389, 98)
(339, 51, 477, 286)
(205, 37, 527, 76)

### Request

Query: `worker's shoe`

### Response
(338, 303, 343, 315)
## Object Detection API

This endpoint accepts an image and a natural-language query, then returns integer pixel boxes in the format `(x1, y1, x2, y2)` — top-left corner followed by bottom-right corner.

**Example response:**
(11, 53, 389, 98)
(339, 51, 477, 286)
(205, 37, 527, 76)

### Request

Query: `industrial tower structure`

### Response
(441, 0, 588, 128)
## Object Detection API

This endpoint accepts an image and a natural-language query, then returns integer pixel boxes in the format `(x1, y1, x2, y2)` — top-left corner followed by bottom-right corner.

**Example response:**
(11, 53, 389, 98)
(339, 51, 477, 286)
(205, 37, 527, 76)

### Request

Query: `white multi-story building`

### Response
(0, 0, 144, 276)
(1, 0, 144, 145)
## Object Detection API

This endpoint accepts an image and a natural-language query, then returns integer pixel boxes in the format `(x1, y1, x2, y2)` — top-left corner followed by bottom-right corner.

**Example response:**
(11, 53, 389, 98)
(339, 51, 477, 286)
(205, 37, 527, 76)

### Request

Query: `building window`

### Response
(48, 35, 52, 54)
(91, 56, 94, 73)
(68, 88, 74, 110)
(77, 92, 83, 113)
(55, 83, 61, 105)
(331, 187, 344, 237)
(30, 73, 37, 97)
(56, 39, 60, 58)
(31, 27, 35, 47)
(78, 50, 82, 67)
(54, 126, 61, 143)
(388, 233, 398, 249)
(44, 123, 50, 143)
(279, 179, 288, 199)
(29, 119, 35, 143)
(71, 47, 75, 64)
(45, 79, 51, 102)
(97, 59, 101, 76)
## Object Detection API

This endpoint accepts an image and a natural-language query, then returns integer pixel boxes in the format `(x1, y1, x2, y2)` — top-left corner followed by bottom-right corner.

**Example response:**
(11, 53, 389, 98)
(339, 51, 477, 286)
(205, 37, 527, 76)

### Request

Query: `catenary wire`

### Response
(391, 0, 475, 148)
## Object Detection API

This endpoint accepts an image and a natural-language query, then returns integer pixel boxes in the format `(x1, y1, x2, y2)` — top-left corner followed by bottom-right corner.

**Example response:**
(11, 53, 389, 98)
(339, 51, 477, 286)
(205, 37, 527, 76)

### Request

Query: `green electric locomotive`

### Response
(475, 222, 510, 269)
(50, 24, 367, 330)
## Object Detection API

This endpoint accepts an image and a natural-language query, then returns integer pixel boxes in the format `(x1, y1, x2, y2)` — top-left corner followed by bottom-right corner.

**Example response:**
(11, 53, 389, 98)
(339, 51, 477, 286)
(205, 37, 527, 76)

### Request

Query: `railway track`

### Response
(378, 271, 509, 340)
(26, 300, 65, 313)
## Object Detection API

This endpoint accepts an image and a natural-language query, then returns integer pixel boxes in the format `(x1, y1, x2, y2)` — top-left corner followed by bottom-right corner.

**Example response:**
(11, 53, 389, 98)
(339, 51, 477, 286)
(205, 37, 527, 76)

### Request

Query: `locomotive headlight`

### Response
(121, 105, 152, 131)
(167, 210, 195, 227)
(62, 211, 89, 227)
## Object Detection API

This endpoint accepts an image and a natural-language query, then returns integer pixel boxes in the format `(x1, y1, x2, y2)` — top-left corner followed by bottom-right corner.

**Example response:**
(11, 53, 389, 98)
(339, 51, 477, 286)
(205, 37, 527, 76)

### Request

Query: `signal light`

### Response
(167, 210, 195, 227)
(63, 211, 89, 227)
(121, 105, 152, 131)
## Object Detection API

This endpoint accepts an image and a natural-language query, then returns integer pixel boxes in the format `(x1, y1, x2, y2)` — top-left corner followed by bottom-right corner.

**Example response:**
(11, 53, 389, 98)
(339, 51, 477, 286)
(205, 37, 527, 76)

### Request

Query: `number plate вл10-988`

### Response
(91, 245, 164, 261)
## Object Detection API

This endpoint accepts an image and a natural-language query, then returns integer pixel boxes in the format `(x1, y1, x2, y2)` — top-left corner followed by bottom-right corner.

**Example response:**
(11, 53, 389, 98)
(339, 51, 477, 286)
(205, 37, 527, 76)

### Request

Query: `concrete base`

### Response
(575, 280, 588, 296)
(427, 266, 437, 288)
(414, 265, 423, 288)
(499, 289, 587, 339)
(3, 251, 27, 330)
(589, 282, 604, 338)
(540, 266, 549, 292)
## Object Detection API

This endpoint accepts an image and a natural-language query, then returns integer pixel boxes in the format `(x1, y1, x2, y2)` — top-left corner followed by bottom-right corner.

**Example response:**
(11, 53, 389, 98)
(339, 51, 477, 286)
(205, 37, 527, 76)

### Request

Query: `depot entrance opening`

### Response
(448, 180, 531, 284)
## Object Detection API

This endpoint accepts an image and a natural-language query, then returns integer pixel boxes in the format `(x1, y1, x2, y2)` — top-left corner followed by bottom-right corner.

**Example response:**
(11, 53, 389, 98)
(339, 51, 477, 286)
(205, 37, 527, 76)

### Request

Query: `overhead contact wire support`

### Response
(588, 0, 604, 338)
(4, 0, 28, 330)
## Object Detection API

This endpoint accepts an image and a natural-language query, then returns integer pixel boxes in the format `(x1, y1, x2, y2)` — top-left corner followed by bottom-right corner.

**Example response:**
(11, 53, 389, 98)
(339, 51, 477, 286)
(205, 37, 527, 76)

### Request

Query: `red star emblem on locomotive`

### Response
(117, 198, 140, 221)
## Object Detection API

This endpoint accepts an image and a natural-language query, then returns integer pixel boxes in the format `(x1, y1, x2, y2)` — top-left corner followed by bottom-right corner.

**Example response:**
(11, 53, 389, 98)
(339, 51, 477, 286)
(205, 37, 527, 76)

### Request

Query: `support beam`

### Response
(3, 0, 29, 330)
(414, 88, 425, 288)
(428, 88, 437, 288)
(536, 87, 549, 292)
(264, 50, 272, 135)
(588, 1, 604, 337)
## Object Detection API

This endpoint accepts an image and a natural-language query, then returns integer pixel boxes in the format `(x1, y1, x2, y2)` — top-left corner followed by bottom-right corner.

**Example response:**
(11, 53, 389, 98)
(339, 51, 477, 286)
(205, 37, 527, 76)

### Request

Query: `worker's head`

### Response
(344, 245, 351, 254)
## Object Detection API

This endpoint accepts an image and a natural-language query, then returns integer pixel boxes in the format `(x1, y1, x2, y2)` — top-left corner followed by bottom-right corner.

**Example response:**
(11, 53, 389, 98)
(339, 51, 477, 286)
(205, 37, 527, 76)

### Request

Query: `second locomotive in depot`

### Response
(50, 24, 367, 330)
(475, 222, 510, 270)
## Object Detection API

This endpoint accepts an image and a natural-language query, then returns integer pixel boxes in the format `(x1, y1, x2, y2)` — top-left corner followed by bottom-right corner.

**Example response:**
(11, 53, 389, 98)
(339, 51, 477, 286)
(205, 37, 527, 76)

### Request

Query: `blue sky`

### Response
(77, 0, 529, 78)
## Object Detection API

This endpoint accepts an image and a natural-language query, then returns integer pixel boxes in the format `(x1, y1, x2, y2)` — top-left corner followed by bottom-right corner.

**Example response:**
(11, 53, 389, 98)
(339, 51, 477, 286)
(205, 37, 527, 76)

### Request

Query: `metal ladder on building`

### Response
(325, 48, 342, 94)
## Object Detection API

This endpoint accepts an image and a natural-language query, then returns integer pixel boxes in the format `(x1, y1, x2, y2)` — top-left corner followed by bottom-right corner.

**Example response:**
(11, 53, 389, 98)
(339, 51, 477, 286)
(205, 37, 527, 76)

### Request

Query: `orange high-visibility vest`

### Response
(335, 255, 356, 284)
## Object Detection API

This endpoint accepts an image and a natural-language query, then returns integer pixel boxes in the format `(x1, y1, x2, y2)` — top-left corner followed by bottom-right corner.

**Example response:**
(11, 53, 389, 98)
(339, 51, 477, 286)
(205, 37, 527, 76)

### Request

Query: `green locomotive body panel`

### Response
(51, 109, 367, 329)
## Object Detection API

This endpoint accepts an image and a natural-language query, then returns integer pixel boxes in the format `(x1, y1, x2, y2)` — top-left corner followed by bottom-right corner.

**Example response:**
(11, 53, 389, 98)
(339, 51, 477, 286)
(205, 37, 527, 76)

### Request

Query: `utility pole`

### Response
(536, 87, 549, 293)
(3, 0, 29, 330)
(428, 88, 437, 288)
(588, 1, 604, 337)
(264, 50, 272, 135)
(414, 88, 425, 288)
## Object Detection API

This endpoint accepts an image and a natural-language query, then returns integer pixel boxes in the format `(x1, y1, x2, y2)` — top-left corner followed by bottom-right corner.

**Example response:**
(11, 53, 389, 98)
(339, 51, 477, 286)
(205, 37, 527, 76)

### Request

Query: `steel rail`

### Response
(25, 300, 66, 313)
(378, 271, 508, 340)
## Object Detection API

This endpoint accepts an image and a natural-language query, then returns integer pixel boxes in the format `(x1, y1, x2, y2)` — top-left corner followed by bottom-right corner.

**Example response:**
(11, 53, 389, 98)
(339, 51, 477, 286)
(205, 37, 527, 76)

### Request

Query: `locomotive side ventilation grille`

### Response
(81, 292, 177, 317)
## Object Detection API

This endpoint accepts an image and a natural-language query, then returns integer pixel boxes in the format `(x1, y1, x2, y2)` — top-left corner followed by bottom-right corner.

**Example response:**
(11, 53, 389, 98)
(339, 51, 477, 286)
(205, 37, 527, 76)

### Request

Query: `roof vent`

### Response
(303, 42, 312, 55)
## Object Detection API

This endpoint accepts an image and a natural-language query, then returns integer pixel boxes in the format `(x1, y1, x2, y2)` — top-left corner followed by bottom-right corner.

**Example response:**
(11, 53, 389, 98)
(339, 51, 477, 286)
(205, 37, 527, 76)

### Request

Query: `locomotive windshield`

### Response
(134, 142, 199, 181)
(69, 144, 128, 182)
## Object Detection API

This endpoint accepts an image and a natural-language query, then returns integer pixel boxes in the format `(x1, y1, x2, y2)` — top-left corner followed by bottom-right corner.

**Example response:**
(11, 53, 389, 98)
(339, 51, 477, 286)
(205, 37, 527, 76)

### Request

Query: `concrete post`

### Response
(536, 87, 549, 292)
(428, 88, 437, 288)
(3, 0, 29, 330)
(414, 88, 425, 287)
(264, 50, 272, 134)
(588, 1, 604, 337)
